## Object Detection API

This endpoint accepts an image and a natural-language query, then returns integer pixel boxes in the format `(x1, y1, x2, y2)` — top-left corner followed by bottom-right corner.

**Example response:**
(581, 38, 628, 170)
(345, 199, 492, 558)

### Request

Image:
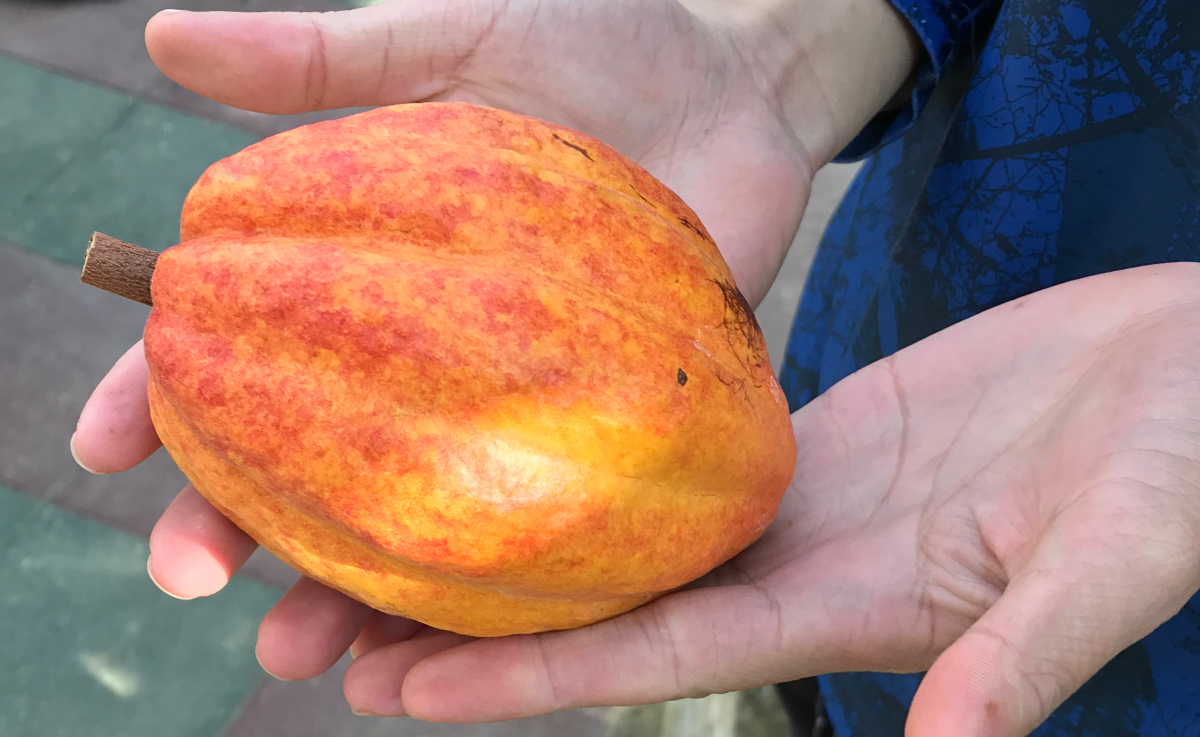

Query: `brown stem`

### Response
(81, 232, 159, 307)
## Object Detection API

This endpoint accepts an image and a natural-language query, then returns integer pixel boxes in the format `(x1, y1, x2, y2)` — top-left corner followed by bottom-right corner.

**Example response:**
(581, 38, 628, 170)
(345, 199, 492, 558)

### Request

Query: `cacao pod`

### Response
(138, 103, 795, 636)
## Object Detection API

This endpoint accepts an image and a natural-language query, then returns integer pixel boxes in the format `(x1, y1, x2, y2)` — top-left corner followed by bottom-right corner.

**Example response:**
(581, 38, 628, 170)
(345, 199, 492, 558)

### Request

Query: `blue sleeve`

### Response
(833, 0, 1004, 162)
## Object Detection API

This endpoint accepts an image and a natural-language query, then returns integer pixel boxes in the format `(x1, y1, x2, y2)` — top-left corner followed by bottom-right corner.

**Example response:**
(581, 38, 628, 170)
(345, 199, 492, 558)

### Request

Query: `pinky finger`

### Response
(345, 632, 475, 717)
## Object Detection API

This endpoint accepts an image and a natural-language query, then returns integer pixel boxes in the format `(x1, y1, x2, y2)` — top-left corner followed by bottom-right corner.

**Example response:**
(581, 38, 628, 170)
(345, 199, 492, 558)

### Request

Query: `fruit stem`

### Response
(80, 232, 159, 307)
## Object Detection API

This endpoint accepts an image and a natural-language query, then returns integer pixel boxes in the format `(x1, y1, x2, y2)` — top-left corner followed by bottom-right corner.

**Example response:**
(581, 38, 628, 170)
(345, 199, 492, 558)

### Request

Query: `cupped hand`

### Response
(75, 0, 910, 633)
(74, 0, 829, 695)
(76, 0, 825, 621)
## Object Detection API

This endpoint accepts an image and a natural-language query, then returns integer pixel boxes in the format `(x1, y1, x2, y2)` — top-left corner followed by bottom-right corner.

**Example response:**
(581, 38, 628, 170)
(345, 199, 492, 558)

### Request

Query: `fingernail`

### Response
(255, 648, 295, 682)
(157, 8, 186, 14)
(70, 433, 103, 475)
(350, 707, 379, 717)
(147, 557, 195, 600)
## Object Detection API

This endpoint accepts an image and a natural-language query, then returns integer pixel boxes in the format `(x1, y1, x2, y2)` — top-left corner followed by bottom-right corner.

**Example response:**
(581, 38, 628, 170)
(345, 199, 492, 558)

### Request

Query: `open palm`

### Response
(317, 264, 1200, 737)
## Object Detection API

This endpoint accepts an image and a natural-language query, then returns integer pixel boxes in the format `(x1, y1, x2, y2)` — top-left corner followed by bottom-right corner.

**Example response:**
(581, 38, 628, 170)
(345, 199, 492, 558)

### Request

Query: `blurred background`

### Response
(0, 0, 858, 734)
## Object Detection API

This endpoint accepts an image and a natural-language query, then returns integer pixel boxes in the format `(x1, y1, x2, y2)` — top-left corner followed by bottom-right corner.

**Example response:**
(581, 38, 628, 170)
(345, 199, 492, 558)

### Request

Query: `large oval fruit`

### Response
(143, 103, 796, 636)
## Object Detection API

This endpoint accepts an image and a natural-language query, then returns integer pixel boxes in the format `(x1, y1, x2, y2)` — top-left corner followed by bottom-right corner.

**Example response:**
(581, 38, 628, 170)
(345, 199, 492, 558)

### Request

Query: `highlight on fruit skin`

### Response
(82, 102, 797, 637)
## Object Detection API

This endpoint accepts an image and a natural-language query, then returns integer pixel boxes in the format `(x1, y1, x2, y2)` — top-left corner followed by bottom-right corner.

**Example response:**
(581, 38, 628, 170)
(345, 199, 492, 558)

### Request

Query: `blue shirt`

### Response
(778, 0, 1200, 733)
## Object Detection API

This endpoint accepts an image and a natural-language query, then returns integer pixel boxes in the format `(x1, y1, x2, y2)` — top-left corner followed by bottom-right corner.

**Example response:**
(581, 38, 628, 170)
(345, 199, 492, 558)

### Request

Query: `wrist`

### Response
(717, 0, 923, 169)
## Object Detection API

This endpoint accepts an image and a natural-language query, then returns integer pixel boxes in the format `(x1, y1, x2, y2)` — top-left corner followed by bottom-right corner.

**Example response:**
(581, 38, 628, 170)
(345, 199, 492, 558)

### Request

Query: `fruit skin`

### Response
(144, 102, 796, 637)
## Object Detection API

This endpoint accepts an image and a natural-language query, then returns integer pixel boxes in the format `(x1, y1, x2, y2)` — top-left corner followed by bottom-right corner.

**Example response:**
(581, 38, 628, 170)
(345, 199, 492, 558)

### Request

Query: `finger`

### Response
(907, 535, 1196, 737)
(257, 577, 373, 681)
(148, 485, 259, 599)
(73, 341, 161, 474)
(385, 521, 943, 724)
(144, 4, 490, 114)
(349, 610, 426, 659)
(344, 632, 474, 717)
(380, 583, 819, 723)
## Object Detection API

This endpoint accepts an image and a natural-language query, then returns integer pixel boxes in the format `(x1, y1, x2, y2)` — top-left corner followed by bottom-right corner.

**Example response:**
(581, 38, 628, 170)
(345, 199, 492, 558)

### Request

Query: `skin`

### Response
(73, 0, 1200, 734)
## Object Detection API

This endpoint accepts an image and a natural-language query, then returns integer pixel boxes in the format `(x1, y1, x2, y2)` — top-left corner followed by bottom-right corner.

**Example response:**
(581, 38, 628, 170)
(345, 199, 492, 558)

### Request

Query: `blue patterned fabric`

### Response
(778, 0, 1200, 733)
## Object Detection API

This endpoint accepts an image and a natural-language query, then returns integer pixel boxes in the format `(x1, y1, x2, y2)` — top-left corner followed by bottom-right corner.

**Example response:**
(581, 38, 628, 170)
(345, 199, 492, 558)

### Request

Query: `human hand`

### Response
(73, 0, 922, 721)
(139, 0, 916, 303)
(275, 262, 1200, 734)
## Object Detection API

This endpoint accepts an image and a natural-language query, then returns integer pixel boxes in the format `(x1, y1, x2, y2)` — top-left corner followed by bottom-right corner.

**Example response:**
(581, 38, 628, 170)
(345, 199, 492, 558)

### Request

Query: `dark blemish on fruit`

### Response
(630, 186, 654, 206)
(715, 280, 764, 354)
(677, 216, 712, 243)
(711, 279, 767, 396)
(677, 369, 688, 386)
(552, 133, 593, 161)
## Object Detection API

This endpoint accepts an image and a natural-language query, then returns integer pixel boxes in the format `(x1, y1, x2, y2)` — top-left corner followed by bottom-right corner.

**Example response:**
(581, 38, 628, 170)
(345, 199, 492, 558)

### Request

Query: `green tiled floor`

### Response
(0, 485, 279, 737)
(0, 54, 258, 265)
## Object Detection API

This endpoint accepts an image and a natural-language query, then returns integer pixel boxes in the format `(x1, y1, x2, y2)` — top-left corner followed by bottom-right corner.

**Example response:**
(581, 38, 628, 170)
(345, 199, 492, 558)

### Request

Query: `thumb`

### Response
(907, 535, 1194, 737)
(144, 3, 491, 114)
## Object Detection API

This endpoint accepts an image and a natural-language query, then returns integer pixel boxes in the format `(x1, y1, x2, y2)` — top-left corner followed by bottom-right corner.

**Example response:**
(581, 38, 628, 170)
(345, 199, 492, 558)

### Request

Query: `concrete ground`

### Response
(0, 1, 857, 734)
